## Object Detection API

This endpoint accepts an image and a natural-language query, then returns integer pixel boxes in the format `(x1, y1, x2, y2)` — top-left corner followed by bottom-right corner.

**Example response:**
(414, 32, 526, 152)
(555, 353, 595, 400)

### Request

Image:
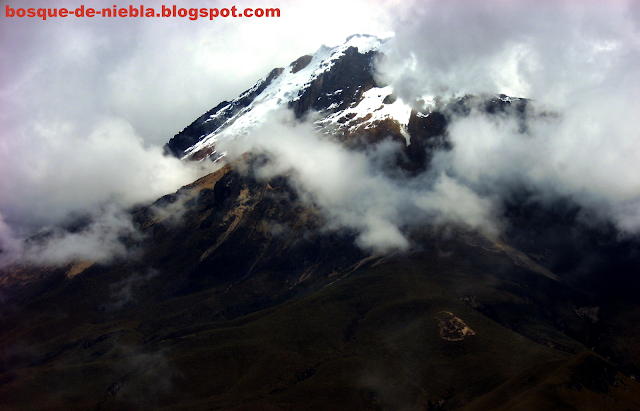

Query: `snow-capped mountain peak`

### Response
(165, 34, 413, 162)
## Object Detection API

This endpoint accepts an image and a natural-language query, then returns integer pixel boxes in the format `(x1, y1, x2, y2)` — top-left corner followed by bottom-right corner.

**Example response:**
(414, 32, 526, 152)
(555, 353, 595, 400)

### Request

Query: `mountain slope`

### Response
(2, 161, 640, 410)
(2, 35, 640, 411)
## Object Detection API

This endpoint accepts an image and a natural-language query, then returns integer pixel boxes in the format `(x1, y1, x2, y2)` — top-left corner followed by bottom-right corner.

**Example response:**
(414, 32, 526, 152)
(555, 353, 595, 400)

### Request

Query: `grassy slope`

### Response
(2, 242, 611, 411)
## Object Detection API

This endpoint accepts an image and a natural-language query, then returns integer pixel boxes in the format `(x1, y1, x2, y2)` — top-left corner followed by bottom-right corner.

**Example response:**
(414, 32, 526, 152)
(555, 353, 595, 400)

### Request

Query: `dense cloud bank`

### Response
(0, 117, 215, 266)
(217, 110, 500, 253)
(378, 0, 640, 234)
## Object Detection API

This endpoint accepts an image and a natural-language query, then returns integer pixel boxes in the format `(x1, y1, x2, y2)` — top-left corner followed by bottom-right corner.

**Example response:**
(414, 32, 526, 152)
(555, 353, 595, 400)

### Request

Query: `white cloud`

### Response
(23, 205, 141, 265)
(377, 0, 640, 236)
(378, 0, 639, 105)
(0, 117, 213, 229)
(218, 109, 498, 253)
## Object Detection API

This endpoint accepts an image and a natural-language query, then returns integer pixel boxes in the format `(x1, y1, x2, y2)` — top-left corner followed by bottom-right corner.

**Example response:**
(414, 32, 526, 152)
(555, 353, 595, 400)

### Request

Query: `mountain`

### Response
(165, 34, 390, 161)
(2, 35, 640, 411)
(164, 34, 524, 168)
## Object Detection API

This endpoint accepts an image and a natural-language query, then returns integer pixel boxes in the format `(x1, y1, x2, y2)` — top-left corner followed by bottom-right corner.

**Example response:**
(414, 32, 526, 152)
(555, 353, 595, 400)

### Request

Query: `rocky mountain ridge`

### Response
(164, 34, 527, 170)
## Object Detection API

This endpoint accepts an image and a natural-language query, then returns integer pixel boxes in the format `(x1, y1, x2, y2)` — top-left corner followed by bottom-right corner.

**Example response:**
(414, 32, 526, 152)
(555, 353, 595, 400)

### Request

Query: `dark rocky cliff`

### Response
(164, 67, 284, 159)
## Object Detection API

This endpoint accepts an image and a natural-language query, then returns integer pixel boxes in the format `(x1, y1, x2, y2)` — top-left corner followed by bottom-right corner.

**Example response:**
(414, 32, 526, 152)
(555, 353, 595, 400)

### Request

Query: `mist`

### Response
(0, 116, 217, 267)
(217, 109, 499, 253)
(377, 0, 640, 235)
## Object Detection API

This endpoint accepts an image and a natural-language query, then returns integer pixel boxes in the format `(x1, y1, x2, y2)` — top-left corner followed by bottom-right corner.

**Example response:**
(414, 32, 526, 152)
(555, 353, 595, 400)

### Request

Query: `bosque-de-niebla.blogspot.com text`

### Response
(5, 4, 280, 20)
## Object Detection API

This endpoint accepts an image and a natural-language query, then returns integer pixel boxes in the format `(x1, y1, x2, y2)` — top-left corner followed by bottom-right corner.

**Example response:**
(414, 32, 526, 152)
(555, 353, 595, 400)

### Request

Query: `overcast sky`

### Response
(1, 0, 640, 261)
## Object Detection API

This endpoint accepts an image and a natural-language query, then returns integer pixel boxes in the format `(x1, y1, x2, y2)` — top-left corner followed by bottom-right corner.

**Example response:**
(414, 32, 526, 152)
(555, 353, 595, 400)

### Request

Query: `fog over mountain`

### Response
(1, 0, 640, 260)
(213, 107, 499, 253)
(379, 0, 640, 234)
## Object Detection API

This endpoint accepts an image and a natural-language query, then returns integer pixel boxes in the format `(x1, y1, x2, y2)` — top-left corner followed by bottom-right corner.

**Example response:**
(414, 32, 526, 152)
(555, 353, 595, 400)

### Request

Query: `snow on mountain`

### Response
(164, 33, 530, 174)
(315, 85, 413, 144)
(166, 34, 417, 162)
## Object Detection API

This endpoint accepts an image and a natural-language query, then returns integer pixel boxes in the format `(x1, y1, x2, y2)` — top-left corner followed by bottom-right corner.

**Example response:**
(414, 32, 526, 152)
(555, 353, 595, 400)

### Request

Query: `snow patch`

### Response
(317, 85, 412, 136)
